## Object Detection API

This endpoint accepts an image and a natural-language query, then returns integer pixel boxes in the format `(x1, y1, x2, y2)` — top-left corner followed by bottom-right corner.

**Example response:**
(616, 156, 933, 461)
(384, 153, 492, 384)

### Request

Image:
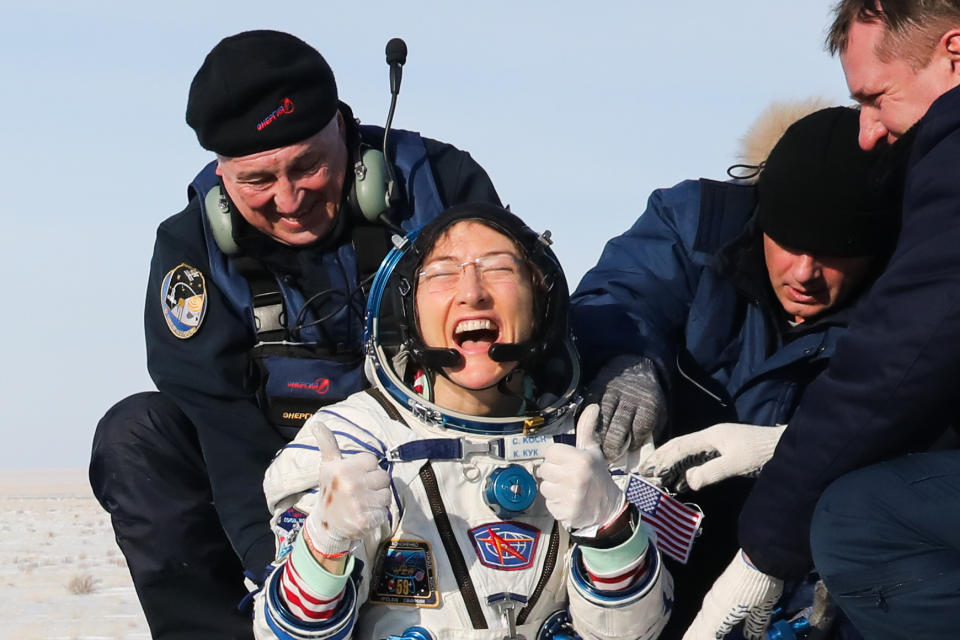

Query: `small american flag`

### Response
(626, 474, 704, 564)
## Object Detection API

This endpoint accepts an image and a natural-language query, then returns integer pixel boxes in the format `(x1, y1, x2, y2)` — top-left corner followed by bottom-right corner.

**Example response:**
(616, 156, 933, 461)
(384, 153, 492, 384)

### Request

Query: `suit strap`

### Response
(419, 462, 487, 629)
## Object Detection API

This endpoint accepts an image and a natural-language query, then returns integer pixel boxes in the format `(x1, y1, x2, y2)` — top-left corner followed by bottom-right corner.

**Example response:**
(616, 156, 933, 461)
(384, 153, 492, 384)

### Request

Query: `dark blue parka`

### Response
(145, 121, 499, 575)
(571, 178, 851, 441)
(741, 85, 960, 580)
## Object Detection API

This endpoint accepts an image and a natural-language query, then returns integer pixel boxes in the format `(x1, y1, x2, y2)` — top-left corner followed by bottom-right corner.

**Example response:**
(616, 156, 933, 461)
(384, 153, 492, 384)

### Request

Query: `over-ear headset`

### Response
(204, 135, 390, 257)
(346, 144, 390, 224)
(204, 183, 241, 256)
(346, 37, 407, 228)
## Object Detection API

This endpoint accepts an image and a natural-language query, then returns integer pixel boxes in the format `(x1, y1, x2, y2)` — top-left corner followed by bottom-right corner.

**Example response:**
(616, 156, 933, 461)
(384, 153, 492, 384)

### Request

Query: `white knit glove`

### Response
(643, 423, 787, 492)
(302, 423, 392, 556)
(589, 355, 668, 460)
(683, 550, 783, 640)
(539, 404, 625, 533)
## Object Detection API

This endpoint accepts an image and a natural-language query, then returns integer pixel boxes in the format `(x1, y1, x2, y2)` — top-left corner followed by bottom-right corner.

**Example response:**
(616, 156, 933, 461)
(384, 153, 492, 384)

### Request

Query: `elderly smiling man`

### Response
(89, 30, 500, 639)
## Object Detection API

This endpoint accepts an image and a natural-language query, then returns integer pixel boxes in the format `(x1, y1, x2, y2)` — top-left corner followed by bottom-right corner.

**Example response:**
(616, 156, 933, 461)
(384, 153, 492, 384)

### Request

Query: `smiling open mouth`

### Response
(454, 319, 500, 349)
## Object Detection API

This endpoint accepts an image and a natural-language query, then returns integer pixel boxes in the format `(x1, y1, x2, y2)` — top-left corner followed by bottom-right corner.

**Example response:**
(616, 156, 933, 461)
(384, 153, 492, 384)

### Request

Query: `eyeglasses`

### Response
(417, 253, 525, 293)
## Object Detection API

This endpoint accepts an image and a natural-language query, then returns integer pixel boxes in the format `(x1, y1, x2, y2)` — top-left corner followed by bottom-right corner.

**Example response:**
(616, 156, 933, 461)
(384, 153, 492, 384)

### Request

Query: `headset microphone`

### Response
(348, 37, 407, 231)
(382, 38, 407, 211)
(385, 38, 407, 95)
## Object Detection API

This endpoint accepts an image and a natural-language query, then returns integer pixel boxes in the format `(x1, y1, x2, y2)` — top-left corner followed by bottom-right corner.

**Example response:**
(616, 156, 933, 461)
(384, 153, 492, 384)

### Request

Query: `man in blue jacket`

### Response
(678, 2, 960, 639)
(89, 31, 500, 639)
(571, 106, 898, 638)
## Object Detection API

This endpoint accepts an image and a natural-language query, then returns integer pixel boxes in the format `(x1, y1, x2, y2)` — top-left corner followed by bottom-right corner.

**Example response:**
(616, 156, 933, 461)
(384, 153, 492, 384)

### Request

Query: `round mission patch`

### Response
(161, 263, 207, 339)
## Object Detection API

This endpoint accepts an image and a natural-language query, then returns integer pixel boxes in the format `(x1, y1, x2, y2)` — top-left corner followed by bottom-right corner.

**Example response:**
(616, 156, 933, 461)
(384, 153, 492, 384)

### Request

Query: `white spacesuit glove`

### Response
(643, 423, 787, 492)
(302, 423, 392, 557)
(589, 355, 668, 461)
(539, 404, 625, 533)
(683, 550, 783, 640)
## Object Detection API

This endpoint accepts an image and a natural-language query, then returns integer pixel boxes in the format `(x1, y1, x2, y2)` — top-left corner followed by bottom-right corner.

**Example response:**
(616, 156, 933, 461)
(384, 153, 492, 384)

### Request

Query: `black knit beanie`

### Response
(186, 30, 339, 157)
(757, 106, 898, 257)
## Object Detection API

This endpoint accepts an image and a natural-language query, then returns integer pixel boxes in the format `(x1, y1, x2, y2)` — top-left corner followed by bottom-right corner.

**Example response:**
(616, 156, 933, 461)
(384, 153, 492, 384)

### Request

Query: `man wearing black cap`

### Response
(712, 2, 960, 639)
(89, 30, 500, 639)
(570, 106, 899, 638)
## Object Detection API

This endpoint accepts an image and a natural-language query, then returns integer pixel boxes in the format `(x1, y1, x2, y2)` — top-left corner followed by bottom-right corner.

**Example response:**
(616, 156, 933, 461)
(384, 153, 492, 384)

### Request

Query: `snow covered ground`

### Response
(0, 469, 149, 639)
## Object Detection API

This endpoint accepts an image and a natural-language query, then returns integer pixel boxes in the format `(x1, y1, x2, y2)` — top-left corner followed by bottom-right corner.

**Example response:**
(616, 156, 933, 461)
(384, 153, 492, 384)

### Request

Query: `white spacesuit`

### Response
(251, 204, 674, 640)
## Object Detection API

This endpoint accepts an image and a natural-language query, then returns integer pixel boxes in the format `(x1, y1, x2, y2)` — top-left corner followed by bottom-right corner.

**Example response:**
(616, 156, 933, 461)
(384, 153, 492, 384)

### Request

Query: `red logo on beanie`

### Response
(257, 98, 296, 131)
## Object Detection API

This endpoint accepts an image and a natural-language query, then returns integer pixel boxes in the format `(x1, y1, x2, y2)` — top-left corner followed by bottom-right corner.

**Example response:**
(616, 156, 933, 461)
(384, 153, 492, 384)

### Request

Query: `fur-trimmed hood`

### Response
(736, 98, 832, 181)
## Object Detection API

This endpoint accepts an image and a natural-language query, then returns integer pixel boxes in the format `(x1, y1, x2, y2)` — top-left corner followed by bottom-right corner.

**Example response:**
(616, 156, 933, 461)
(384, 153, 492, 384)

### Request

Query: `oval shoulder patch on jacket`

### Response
(161, 263, 207, 339)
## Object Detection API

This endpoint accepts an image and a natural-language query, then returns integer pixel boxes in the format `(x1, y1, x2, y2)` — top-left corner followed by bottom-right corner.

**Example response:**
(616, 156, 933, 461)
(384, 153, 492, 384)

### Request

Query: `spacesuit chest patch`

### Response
(369, 539, 440, 607)
(468, 522, 540, 571)
(161, 263, 207, 339)
(274, 507, 307, 561)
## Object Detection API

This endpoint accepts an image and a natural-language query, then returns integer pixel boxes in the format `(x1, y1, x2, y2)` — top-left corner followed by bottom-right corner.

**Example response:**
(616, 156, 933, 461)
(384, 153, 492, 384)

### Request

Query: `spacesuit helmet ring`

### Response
(364, 203, 581, 435)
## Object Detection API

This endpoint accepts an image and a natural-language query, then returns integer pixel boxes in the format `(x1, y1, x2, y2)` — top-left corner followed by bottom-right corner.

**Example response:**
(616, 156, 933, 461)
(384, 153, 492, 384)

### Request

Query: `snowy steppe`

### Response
(0, 469, 149, 639)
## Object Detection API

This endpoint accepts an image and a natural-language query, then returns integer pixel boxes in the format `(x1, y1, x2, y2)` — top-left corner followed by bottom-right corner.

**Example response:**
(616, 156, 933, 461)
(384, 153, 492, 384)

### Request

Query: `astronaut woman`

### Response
(253, 203, 672, 640)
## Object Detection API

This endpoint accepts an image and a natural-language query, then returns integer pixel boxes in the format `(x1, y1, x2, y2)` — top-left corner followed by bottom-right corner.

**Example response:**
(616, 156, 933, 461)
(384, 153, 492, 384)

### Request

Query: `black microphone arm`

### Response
(383, 38, 407, 208)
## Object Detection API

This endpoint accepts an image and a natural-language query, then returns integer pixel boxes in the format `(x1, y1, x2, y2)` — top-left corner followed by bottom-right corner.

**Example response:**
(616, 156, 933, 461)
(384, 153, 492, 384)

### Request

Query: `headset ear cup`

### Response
(353, 148, 390, 223)
(204, 184, 240, 256)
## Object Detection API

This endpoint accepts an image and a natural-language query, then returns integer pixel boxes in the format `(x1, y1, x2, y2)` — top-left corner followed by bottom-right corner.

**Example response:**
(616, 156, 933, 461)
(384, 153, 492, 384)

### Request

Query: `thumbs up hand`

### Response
(539, 404, 626, 532)
(303, 423, 392, 557)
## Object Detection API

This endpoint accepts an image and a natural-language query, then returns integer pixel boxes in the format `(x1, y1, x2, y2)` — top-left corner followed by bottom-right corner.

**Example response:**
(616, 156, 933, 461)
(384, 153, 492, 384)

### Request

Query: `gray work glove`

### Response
(588, 355, 667, 461)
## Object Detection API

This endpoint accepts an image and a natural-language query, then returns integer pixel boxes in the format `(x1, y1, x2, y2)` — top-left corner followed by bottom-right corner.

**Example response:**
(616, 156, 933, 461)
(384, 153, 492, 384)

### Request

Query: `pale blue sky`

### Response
(0, 2, 850, 468)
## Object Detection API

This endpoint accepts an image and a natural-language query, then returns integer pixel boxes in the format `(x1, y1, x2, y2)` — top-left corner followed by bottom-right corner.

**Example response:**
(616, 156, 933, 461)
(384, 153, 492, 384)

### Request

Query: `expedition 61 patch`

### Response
(369, 539, 440, 608)
(161, 264, 207, 339)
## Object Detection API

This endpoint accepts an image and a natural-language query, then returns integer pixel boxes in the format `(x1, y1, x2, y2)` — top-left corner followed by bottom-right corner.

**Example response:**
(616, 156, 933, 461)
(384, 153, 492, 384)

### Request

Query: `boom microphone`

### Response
(382, 38, 407, 208)
(385, 38, 407, 95)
